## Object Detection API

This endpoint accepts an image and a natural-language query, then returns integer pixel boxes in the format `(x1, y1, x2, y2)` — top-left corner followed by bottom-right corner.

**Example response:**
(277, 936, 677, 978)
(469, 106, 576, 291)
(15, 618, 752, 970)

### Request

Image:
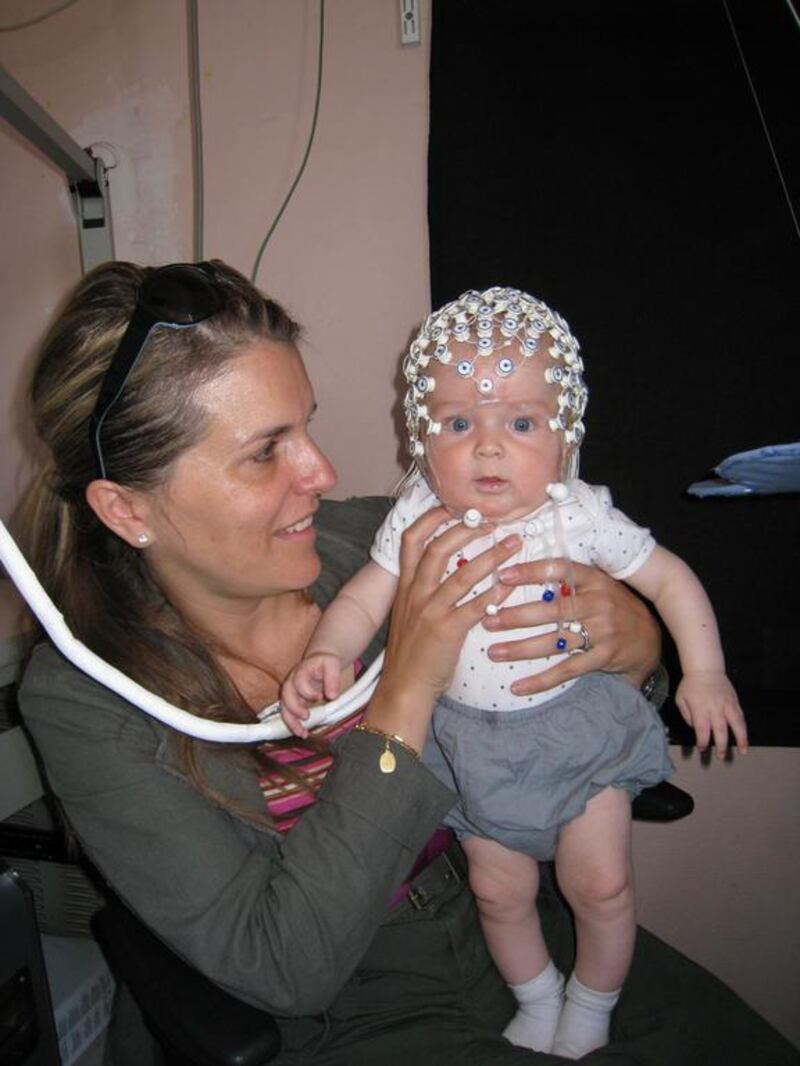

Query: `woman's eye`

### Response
(512, 417, 535, 432)
(253, 440, 277, 462)
(449, 416, 470, 433)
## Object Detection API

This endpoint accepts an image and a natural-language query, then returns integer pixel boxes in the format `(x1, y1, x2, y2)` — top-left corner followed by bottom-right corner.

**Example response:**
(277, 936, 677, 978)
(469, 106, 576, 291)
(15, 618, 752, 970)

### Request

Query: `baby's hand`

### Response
(280, 653, 343, 739)
(675, 670, 748, 757)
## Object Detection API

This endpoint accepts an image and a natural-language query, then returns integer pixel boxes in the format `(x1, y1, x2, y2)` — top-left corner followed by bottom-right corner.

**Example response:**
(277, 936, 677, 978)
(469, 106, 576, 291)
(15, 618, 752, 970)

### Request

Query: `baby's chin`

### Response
(445, 495, 549, 526)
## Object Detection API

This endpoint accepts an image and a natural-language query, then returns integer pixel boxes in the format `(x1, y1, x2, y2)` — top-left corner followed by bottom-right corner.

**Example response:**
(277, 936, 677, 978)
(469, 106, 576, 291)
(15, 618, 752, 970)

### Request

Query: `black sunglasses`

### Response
(89, 262, 225, 479)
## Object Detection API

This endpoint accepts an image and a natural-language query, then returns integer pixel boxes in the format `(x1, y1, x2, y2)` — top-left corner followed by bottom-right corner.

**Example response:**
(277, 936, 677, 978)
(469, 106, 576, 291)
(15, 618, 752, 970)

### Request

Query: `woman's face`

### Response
(141, 342, 337, 611)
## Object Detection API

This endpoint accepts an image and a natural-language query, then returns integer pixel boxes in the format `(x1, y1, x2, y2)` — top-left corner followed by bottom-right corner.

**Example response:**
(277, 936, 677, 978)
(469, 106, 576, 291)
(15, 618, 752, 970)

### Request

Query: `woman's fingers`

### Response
(503, 644, 607, 696)
(377, 512, 521, 708)
(394, 532, 520, 645)
(397, 507, 521, 615)
(484, 557, 661, 693)
(398, 507, 512, 601)
(495, 556, 575, 589)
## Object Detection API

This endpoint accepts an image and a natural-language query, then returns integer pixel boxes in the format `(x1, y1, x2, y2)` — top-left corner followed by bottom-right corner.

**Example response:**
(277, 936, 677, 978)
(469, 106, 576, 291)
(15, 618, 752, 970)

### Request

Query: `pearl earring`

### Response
(137, 532, 149, 546)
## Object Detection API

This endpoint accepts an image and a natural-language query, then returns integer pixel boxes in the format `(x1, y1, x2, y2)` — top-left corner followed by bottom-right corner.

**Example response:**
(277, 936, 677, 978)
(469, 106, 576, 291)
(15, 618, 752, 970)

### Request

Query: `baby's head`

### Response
(403, 287, 587, 522)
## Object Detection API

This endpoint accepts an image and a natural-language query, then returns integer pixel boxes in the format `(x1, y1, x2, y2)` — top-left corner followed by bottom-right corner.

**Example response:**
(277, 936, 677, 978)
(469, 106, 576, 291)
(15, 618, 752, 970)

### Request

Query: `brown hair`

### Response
(17, 260, 318, 811)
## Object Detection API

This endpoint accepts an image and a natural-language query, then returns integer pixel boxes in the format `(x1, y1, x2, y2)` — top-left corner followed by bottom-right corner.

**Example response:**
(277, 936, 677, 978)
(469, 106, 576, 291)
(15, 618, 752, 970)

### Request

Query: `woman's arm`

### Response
(20, 646, 454, 1016)
(481, 557, 661, 694)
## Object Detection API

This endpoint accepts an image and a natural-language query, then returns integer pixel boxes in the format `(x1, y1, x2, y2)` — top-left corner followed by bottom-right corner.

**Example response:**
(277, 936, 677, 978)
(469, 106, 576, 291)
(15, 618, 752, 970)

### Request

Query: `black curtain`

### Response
(428, 0, 799, 744)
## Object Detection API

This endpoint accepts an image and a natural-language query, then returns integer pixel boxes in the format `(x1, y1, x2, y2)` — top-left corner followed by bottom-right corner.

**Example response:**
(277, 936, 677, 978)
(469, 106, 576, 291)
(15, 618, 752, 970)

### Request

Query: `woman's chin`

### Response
(263, 538, 322, 593)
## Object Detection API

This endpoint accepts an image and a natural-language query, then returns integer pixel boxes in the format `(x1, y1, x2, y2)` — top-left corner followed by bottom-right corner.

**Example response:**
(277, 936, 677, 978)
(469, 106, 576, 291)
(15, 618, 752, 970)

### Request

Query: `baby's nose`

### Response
(475, 432, 503, 456)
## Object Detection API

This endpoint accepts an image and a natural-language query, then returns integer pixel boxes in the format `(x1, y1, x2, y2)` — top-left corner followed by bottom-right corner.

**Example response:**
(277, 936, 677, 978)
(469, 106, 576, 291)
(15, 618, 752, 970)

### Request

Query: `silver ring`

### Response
(562, 620, 591, 653)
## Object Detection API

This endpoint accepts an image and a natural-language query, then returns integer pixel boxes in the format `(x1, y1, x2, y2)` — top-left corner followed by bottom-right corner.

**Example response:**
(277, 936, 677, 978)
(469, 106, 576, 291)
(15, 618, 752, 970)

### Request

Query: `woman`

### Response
(17, 261, 793, 1064)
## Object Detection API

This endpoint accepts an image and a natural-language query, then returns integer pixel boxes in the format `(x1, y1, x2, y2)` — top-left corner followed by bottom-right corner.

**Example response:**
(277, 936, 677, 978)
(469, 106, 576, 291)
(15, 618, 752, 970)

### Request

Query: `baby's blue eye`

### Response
(512, 417, 535, 433)
(450, 416, 471, 433)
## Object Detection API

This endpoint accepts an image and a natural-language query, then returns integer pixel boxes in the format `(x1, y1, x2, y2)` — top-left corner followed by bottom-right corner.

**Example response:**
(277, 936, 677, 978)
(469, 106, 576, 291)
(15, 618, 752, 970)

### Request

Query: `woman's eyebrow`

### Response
(240, 403, 318, 445)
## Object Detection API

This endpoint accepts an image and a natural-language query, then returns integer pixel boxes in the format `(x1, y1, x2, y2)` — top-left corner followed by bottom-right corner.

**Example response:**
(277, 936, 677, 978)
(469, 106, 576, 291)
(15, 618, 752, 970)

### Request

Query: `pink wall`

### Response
(632, 745, 800, 1048)
(0, 0, 431, 522)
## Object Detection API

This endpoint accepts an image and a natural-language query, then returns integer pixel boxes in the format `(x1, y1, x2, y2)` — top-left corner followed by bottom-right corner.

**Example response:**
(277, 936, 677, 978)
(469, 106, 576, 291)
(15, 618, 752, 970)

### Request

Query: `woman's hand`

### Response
(481, 557, 661, 697)
(364, 507, 521, 751)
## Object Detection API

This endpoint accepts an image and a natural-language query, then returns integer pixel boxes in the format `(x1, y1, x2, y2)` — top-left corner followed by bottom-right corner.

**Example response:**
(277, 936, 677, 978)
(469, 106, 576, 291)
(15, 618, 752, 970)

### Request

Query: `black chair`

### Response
(88, 780, 693, 1066)
(91, 891, 281, 1066)
(632, 780, 694, 821)
(0, 863, 61, 1066)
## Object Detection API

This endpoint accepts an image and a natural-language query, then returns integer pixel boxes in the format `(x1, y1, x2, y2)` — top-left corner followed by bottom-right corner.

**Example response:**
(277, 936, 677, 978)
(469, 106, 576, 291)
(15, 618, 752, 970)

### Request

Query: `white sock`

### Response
(502, 960, 565, 1052)
(551, 973, 621, 1059)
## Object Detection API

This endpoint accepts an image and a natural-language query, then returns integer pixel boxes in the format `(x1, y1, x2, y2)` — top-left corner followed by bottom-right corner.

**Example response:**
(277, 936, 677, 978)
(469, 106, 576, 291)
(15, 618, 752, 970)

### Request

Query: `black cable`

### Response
(251, 0, 325, 283)
(187, 0, 204, 262)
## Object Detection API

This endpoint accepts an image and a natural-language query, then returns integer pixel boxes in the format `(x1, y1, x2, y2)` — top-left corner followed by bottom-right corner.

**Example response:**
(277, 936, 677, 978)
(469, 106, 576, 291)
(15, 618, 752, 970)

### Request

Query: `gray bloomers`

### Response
(422, 672, 674, 860)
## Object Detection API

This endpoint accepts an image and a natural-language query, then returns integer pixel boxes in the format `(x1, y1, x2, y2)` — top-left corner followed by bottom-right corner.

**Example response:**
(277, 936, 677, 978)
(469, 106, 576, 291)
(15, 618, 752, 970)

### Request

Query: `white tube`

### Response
(0, 519, 381, 743)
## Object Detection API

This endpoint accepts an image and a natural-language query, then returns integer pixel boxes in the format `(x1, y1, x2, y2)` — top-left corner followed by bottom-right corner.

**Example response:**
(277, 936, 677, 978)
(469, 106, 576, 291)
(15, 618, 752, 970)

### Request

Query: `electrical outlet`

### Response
(400, 0, 420, 45)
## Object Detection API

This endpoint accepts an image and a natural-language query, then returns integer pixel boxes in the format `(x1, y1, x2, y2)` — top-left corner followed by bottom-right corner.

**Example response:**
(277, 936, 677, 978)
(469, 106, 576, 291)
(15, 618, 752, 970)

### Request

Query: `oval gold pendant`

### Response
(379, 747, 397, 774)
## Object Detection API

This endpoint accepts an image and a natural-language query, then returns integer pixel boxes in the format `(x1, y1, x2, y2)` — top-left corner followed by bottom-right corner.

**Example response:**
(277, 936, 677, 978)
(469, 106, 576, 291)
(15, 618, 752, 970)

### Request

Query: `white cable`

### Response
(783, 0, 800, 31)
(0, 519, 381, 743)
(722, 0, 800, 244)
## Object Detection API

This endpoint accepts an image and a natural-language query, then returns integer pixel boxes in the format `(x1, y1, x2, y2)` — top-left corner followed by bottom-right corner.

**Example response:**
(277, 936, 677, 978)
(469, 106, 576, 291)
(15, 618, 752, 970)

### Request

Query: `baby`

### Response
(281, 287, 747, 1058)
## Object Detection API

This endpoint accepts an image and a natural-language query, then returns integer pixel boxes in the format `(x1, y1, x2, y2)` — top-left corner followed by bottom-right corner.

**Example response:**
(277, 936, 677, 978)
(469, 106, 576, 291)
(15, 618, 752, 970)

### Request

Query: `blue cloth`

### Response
(687, 442, 800, 497)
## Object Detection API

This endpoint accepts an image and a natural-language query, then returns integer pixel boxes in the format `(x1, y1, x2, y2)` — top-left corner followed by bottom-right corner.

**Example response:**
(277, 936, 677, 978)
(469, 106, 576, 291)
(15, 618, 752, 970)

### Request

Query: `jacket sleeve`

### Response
(19, 646, 455, 1016)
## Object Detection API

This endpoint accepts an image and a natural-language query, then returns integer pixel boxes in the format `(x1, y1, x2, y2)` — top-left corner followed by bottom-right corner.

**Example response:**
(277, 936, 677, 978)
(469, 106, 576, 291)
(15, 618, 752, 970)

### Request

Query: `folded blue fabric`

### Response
(687, 442, 800, 497)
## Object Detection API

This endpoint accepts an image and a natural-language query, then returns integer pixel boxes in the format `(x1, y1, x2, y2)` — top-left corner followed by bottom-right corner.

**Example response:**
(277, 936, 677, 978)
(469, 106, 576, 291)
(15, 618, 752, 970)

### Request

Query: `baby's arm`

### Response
(626, 546, 748, 756)
(280, 561, 398, 736)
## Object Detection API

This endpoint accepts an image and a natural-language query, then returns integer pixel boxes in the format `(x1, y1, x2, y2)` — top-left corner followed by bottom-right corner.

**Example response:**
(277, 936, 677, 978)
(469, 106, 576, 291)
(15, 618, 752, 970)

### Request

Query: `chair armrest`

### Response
(631, 781, 695, 821)
(91, 893, 281, 1066)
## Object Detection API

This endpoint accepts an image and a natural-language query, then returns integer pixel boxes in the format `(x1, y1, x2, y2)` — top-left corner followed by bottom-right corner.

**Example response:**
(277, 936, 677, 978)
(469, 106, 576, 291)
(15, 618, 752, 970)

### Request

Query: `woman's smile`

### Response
(275, 512, 318, 538)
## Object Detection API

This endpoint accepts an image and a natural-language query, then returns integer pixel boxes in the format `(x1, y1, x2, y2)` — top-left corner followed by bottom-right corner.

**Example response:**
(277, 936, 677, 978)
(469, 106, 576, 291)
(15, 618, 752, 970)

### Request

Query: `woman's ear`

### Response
(85, 480, 153, 549)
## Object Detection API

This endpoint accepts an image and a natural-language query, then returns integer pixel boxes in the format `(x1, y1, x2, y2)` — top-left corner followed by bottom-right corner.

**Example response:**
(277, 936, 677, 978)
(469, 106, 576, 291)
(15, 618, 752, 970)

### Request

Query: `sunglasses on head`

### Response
(89, 262, 225, 480)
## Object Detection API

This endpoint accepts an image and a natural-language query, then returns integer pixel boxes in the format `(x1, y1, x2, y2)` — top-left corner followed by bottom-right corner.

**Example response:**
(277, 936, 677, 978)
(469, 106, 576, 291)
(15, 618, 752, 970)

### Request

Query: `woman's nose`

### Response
(294, 437, 337, 495)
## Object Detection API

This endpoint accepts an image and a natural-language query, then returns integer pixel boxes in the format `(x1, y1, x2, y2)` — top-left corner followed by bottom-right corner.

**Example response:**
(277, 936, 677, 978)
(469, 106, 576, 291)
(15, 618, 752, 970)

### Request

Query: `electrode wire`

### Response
(251, 0, 325, 282)
(722, 0, 800, 243)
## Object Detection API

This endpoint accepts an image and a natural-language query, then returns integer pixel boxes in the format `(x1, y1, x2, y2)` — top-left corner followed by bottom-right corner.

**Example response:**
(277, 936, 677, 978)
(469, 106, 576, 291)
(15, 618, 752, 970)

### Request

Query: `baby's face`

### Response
(424, 347, 564, 522)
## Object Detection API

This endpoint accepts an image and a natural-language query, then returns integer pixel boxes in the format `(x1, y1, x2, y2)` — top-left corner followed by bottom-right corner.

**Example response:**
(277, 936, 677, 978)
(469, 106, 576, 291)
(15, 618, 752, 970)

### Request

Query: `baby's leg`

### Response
(462, 835, 564, 1052)
(551, 786, 635, 1059)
